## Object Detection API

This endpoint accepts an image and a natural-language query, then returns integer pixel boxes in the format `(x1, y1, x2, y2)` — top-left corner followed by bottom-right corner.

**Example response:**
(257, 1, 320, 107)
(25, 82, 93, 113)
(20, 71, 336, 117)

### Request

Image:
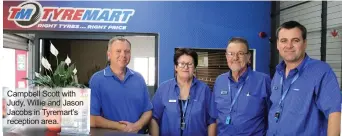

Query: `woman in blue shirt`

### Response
(149, 48, 216, 136)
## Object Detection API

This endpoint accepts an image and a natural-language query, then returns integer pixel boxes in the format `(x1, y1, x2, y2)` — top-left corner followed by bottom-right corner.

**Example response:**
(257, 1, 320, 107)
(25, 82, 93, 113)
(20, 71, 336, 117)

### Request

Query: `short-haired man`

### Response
(90, 37, 153, 134)
(214, 37, 271, 135)
(267, 21, 341, 136)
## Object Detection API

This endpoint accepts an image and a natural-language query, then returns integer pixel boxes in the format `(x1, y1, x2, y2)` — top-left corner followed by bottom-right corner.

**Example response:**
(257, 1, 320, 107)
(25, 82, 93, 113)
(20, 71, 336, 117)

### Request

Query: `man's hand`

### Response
(119, 121, 142, 133)
(116, 123, 128, 132)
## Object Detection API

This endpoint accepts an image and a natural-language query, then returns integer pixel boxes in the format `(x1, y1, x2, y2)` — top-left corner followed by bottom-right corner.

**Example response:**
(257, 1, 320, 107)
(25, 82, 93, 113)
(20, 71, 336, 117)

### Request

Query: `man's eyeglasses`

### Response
(177, 62, 194, 68)
(226, 52, 248, 58)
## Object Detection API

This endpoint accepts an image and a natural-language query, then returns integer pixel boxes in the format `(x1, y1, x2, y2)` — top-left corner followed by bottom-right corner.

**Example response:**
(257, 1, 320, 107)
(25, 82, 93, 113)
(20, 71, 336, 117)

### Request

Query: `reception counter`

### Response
(4, 128, 149, 136)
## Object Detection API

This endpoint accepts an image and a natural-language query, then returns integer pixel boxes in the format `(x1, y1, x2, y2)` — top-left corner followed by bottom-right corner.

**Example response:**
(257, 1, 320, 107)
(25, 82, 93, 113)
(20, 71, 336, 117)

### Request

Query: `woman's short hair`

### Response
(174, 48, 198, 68)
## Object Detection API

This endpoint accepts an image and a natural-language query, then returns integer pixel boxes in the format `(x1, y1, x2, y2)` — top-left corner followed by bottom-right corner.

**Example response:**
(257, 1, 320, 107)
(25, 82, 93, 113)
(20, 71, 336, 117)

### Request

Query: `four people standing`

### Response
(90, 21, 341, 135)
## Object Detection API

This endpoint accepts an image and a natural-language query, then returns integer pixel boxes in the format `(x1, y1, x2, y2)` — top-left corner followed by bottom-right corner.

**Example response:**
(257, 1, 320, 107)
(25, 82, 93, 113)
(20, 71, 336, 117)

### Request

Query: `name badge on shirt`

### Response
(226, 116, 231, 124)
(221, 90, 228, 95)
(169, 99, 177, 103)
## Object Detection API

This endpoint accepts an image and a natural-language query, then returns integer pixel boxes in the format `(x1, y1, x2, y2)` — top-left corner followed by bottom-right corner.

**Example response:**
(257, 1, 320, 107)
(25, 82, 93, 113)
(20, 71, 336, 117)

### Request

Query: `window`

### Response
(148, 57, 155, 86)
(134, 57, 155, 86)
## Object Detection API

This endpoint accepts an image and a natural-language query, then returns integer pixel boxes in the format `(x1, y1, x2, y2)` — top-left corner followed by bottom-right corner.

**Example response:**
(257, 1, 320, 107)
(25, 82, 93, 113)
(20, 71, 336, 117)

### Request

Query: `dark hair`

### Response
(276, 21, 307, 40)
(228, 37, 250, 52)
(174, 48, 198, 68)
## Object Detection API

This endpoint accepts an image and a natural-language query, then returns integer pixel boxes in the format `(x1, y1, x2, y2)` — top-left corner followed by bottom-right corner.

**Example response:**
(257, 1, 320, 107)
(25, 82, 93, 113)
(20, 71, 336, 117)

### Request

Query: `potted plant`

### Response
(26, 43, 86, 132)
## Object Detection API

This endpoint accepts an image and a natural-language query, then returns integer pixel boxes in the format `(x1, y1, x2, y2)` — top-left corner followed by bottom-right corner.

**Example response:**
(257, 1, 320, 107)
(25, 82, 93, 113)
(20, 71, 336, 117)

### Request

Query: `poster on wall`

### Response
(17, 54, 25, 71)
(15, 50, 27, 89)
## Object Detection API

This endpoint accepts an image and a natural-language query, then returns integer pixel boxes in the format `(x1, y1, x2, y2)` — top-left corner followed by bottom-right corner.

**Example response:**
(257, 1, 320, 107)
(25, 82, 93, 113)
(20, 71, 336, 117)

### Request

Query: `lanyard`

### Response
(180, 99, 189, 118)
(228, 76, 249, 113)
(179, 97, 189, 132)
(278, 73, 299, 109)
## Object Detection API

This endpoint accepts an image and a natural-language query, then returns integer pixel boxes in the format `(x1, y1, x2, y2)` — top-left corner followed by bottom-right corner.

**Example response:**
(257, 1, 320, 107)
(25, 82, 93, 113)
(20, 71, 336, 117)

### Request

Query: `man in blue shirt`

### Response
(214, 37, 271, 136)
(89, 37, 153, 133)
(267, 21, 341, 136)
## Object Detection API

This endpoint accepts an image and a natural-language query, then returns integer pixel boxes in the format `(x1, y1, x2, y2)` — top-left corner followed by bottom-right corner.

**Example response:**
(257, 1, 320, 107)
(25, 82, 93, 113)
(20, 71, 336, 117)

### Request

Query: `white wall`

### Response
(0, 48, 16, 93)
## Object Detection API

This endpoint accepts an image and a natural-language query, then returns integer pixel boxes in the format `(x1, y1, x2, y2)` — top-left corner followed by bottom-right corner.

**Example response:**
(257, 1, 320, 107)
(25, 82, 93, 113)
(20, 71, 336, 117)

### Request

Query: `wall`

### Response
(327, 1, 342, 88)
(4, 1, 271, 84)
(0, 48, 16, 92)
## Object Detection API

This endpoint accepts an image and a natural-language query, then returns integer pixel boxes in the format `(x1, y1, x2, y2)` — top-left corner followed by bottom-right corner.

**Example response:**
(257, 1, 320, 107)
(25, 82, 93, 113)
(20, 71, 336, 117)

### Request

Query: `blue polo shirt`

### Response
(267, 55, 341, 136)
(152, 77, 216, 136)
(214, 67, 271, 136)
(90, 66, 153, 133)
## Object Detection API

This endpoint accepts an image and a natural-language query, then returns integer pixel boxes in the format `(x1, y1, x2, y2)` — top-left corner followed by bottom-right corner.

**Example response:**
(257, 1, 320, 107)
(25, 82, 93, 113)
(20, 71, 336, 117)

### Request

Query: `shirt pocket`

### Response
(164, 100, 179, 114)
(286, 86, 314, 115)
(239, 94, 264, 116)
(190, 99, 204, 114)
(163, 100, 180, 134)
(216, 99, 230, 116)
(215, 91, 230, 112)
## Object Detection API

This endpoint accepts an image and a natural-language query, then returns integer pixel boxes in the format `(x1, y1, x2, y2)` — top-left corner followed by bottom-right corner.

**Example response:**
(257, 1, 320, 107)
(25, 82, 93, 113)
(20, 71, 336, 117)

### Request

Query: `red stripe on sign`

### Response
(15, 50, 28, 88)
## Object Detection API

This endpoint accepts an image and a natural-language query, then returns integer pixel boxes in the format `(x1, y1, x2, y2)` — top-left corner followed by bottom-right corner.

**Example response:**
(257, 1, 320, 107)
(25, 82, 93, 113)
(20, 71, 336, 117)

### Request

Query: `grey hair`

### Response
(107, 36, 132, 52)
(228, 37, 250, 52)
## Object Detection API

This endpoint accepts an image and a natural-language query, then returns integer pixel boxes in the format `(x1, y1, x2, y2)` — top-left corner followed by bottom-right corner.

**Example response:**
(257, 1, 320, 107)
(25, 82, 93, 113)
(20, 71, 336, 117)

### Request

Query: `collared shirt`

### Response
(90, 66, 153, 133)
(152, 77, 216, 136)
(214, 67, 271, 136)
(267, 54, 341, 136)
